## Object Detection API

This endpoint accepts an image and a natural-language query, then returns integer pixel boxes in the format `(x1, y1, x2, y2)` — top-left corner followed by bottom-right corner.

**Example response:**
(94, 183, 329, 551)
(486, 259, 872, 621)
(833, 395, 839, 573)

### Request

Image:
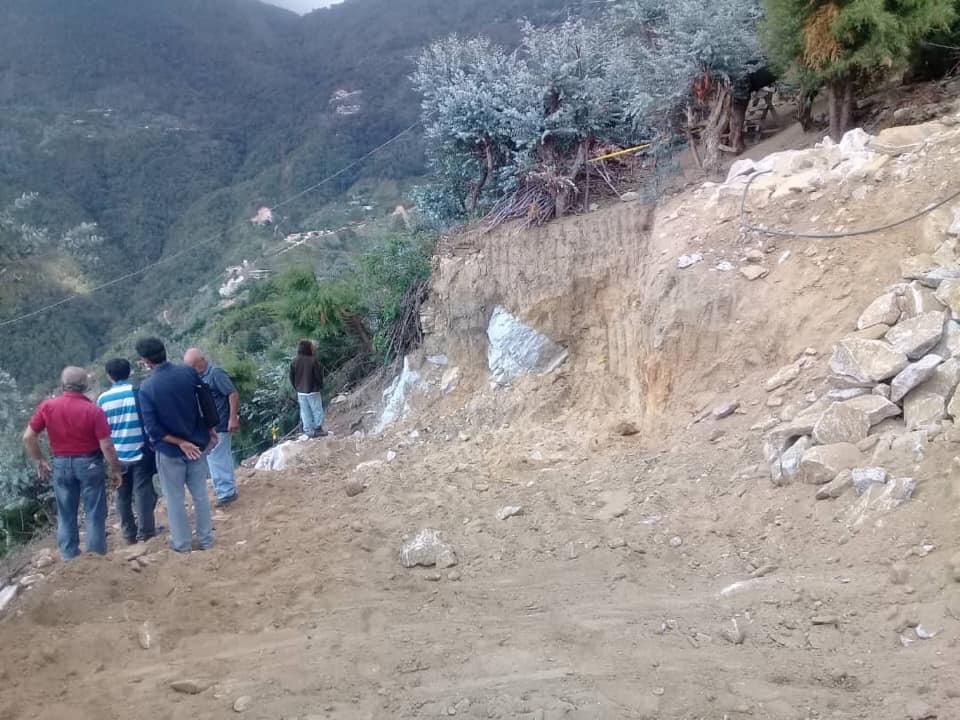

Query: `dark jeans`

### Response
(52, 454, 107, 560)
(116, 457, 158, 542)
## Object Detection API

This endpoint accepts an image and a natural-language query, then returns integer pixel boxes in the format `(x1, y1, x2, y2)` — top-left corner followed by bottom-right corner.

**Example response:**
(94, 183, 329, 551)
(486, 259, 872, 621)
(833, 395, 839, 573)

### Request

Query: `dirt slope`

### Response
(3, 114, 960, 720)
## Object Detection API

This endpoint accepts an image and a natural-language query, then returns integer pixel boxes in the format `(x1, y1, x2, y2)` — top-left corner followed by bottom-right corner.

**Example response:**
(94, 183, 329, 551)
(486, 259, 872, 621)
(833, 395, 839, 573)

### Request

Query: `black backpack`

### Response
(195, 382, 220, 430)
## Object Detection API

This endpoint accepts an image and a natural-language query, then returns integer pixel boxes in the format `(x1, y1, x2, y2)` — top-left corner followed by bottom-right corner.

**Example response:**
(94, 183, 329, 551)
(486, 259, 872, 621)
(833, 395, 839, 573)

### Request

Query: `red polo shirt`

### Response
(29, 392, 112, 457)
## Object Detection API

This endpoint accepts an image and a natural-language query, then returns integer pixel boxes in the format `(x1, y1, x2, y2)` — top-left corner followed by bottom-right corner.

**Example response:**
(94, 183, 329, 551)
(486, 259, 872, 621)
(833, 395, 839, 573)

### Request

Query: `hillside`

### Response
(0, 0, 578, 392)
(3, 102, 960, 718)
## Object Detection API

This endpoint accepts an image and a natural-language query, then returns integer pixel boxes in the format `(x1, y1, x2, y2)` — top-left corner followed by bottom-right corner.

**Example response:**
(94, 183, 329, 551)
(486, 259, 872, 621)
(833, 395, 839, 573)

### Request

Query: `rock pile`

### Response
(763, 242, 960, 512)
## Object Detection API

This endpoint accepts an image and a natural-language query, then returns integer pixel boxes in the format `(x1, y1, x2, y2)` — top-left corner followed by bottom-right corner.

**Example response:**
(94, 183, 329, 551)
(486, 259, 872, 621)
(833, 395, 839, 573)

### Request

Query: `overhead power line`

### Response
(0, 121, 422, 331)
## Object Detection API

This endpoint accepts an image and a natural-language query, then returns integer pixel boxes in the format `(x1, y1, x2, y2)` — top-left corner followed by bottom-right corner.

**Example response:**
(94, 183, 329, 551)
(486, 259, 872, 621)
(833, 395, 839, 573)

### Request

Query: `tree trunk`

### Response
(467, 138, 495, 212)
(702, 84, 731, 176)
(729, 99, 748, 154)
(827, 75, 855, 141)
(555, 140, 588, 218)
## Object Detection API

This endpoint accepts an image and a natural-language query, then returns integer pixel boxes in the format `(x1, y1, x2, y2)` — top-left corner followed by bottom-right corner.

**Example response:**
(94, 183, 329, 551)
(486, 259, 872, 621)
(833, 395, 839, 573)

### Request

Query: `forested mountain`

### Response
(0, 0, 577, 391)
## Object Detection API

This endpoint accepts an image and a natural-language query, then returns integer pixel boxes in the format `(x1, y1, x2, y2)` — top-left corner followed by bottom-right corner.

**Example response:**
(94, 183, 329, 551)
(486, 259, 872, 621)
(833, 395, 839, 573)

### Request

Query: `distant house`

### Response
(251, 207, 274, 226)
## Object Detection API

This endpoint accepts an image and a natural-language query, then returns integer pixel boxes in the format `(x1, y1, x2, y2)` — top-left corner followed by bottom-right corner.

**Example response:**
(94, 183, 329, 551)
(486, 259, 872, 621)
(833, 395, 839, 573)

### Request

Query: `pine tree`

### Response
(762, 0, 956, 139)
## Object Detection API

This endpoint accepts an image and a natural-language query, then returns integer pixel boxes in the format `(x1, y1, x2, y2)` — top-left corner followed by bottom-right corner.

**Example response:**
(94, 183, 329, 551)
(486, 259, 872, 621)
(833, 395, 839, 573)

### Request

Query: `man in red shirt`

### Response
(22, 367, 123, 560)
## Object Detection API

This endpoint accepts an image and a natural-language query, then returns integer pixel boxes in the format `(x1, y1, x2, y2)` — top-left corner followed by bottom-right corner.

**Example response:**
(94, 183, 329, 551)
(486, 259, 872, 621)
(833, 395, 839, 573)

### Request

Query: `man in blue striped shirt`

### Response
(98, 358, 157, 544)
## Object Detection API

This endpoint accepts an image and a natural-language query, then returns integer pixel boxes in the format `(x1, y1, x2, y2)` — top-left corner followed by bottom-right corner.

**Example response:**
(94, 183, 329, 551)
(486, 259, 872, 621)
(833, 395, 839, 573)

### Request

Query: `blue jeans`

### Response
(116, 456, 158, 542)
(156, 452, 214, 553)
(298, 392, 325, 434)
(205, 431, 236, 501)
(52, 454, 107, 560)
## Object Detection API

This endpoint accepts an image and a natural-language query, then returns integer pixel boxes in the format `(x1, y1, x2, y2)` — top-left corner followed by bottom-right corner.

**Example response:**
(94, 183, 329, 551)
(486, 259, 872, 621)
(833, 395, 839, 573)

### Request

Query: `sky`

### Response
(264, 0, 341, 13)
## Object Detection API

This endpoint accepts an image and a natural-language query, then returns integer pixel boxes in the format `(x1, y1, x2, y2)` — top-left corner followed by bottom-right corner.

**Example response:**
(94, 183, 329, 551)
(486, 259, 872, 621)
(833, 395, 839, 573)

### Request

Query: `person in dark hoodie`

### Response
(289, 339, 326, 438)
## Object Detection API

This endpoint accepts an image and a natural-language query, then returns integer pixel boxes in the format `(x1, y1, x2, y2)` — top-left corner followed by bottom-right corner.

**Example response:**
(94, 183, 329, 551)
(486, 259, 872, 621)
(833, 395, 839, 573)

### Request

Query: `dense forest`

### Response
(0, 0, 581, 393)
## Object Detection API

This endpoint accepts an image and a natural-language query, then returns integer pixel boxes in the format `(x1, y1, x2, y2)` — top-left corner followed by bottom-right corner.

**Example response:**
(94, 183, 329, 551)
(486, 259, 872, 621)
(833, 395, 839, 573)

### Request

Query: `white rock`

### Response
(816, 470, 853, 500)
(678, 253, 703, 269)
(765, 364, 801, 392)
(933, 319, 960, 358)
(885, 312, 945, 360)
(233, 697, 253, 713)
(900, 280, 944, 318)
(376, 356, 422, 432)
(440, 366, 461, 394)
(890, 355, 943, 403)
(904, 391, 947, 428)
(740, 265, 768, 281)
(936, 279, 960, 320)
(487, 306, 566, 386)
(839, 128, 872, 155)
(812, 403, 870, 445)
(496, 506, 524, 521)
(857, 292, 902, 330)
(0, 585, 19, 613)
(779, 436, 811, 483)
(916, 356, 960, 398)
(798, 443, 862, 485)
(852, 467, 888, 495)
(839, 395, 902, 427)
(254, 438, 310, 471)
(400, 529, 458, 569)
(830, 339, 908, 384)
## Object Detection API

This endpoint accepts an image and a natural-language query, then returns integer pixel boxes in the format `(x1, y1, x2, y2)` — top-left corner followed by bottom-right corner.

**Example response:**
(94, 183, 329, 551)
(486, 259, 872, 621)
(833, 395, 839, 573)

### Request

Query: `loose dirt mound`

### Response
(4, 112, 960, 719)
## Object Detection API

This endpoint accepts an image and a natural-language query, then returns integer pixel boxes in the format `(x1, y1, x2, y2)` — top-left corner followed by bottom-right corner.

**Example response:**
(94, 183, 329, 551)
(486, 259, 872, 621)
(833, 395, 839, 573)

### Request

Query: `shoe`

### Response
(310, 427, 329, 438)
(215, 493, 239, 508)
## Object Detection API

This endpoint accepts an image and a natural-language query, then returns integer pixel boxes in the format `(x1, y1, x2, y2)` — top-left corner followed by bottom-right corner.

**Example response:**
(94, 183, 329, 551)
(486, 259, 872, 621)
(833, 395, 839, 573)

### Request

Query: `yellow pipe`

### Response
(589, 143, 651, 163)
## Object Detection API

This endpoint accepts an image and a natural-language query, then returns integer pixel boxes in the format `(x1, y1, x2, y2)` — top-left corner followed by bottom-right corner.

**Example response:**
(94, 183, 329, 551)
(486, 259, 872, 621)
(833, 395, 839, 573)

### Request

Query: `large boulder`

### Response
(904, 390, 947, 428)
(812, 403, 870, 445)
(840, 395, 902, 426)
(487, 306, 567, 385)
(872, 121, 950, 154)
(779, 436, 812, 483)
(914, 266, 960, 289)
(901, 255, 939, 283)
(933, 320, 960, 358)
(936, 279, 960, 320)
(798, 443, 863, 485)
(890, 355, 943, 403)
(830, 339, 909, 385)
(872, 431, 927, 475)
(764, 363, 800, 392)
(948, 384, 960, 420)
(885, 312, 945, 360)
(900, 281, 944, 319)
(917, 356, 960, 398)
(857, 291, 902, 330)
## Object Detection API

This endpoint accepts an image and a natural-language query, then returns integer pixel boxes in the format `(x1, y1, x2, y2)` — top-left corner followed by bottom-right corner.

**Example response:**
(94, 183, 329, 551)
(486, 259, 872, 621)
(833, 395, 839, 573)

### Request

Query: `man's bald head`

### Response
(183, 348, 208, 373)
(61, 366, 89, 392)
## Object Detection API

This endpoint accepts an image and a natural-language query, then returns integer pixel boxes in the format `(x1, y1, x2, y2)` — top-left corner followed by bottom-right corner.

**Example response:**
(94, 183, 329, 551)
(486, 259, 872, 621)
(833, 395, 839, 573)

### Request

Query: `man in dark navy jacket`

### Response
(135, 337, 216, 553)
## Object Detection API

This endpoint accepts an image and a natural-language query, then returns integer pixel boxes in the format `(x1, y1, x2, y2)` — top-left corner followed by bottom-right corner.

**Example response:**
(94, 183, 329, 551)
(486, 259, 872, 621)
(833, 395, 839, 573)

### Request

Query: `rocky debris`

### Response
(851, 467, 888, 495)
(904, 391, 947, 428)
(934, 320, 960, 357)
(614, 421, 640, 436)
(137, 622, 154, 650)
(816, 470, 853, 500)
(712, 400, 740, 419)
(32, 548, 55, 569)
(440, 366, 461, 394)
(857, 291, 902, 329)
(344, 478, 366, 497)
(376, 356, 422, 432)
(900, 281, 943, 319)
(668, 536, 683, 548)
(740, 265, 768, 281)
(901, 255, 939, 283)
(828, 387, 869, 401)
(918, 357, 960, 397)
(745, 248, 765, 263)
(400, 529, 458, 569)
(496, 506, 523, 521)
(874, 384, 892, 399)
(233, 696, 253, 713)
(840, 395, 902, 426)
(487, 306, 567, 386)
(255, 438, 310, 471)
(847, 477, 917, 527)
(890, 355, 943, 403)
(778, 436, 811, 484)
(799, 443, 862, 485)
(0, 584, 18, 613)
(890, 563, 910, 585)
(19, 574, 43, 587)
(812, 403, 870, 445)
(885, 312, 945, 359)
(677, 253, 702, 269)
(170, 679, 211, 695)
(830, 339, 908, 385)
(765, 364, 800, 392)
(935, 279, 960, 319)
(721, 619, 746, 645)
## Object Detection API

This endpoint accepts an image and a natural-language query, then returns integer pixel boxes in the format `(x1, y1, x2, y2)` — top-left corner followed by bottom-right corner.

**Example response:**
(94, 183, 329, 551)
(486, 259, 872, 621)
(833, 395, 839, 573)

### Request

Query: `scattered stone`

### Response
(712, 400, 740, 419)
(799, 443, 862, 485)
(669, 536, 683, 548)
(400, 529, 458, 569)
(137, 621, 154, 650)
(447, 570, 462, 581)
(678, 253, 703, 269)
(890, 563, 910, 585)
(440, 366, 461, 394)
(19, 573, 43, 587)
(621, 191, 640, 202)
(828, 387, 870, 401)
(765, 364, 801, 392)
(344, 478, 366, 497)
(740, 265, 768, 281)
(891, 355, 943, 403)
(919, 357, 960, 397)
(905, 699, 937, 720)
(935, 279, 960, 320)
(854, 323, 893, 341)
(563, 542, 579, 560)
(721, 619, 746, 645)
(905, 391, 947, 429)
(886, 312, 946, 359)
(852, 467, 888, 495)
(496, 506, 523, 521)
(830, 339, 909, 384)
(614, 421, 640, 437)
(902, 281, 946, 319)
(32, 548, 55, 569)
(170, 680, 211, 695)
(813, 403, 870, 445)
(841, 395, 902, 426)
(901, 255, 939, 282)
(607, 537, 627, 550)
(745, 248, 765, 263)
(750, 564, 777, 578)
(857, 291, 902, 330)
(233, 696, 253, 713)
(816, 470, 853, 500)
(811, 615, 840, 626)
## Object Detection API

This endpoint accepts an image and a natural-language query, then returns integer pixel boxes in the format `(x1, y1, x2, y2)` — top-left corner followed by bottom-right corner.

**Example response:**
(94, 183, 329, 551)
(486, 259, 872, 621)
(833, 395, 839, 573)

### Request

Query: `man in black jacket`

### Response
(289, 339, 326, 438)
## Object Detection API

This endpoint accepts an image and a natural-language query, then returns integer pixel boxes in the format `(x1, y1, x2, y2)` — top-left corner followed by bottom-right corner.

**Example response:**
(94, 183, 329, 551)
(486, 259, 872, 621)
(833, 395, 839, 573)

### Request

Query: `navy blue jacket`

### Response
(139, 362, 210, 458)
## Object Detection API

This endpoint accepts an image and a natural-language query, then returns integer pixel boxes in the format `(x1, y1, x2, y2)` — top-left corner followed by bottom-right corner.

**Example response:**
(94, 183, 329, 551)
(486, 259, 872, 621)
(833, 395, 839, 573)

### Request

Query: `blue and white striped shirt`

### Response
(97, 381, 145, 463)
